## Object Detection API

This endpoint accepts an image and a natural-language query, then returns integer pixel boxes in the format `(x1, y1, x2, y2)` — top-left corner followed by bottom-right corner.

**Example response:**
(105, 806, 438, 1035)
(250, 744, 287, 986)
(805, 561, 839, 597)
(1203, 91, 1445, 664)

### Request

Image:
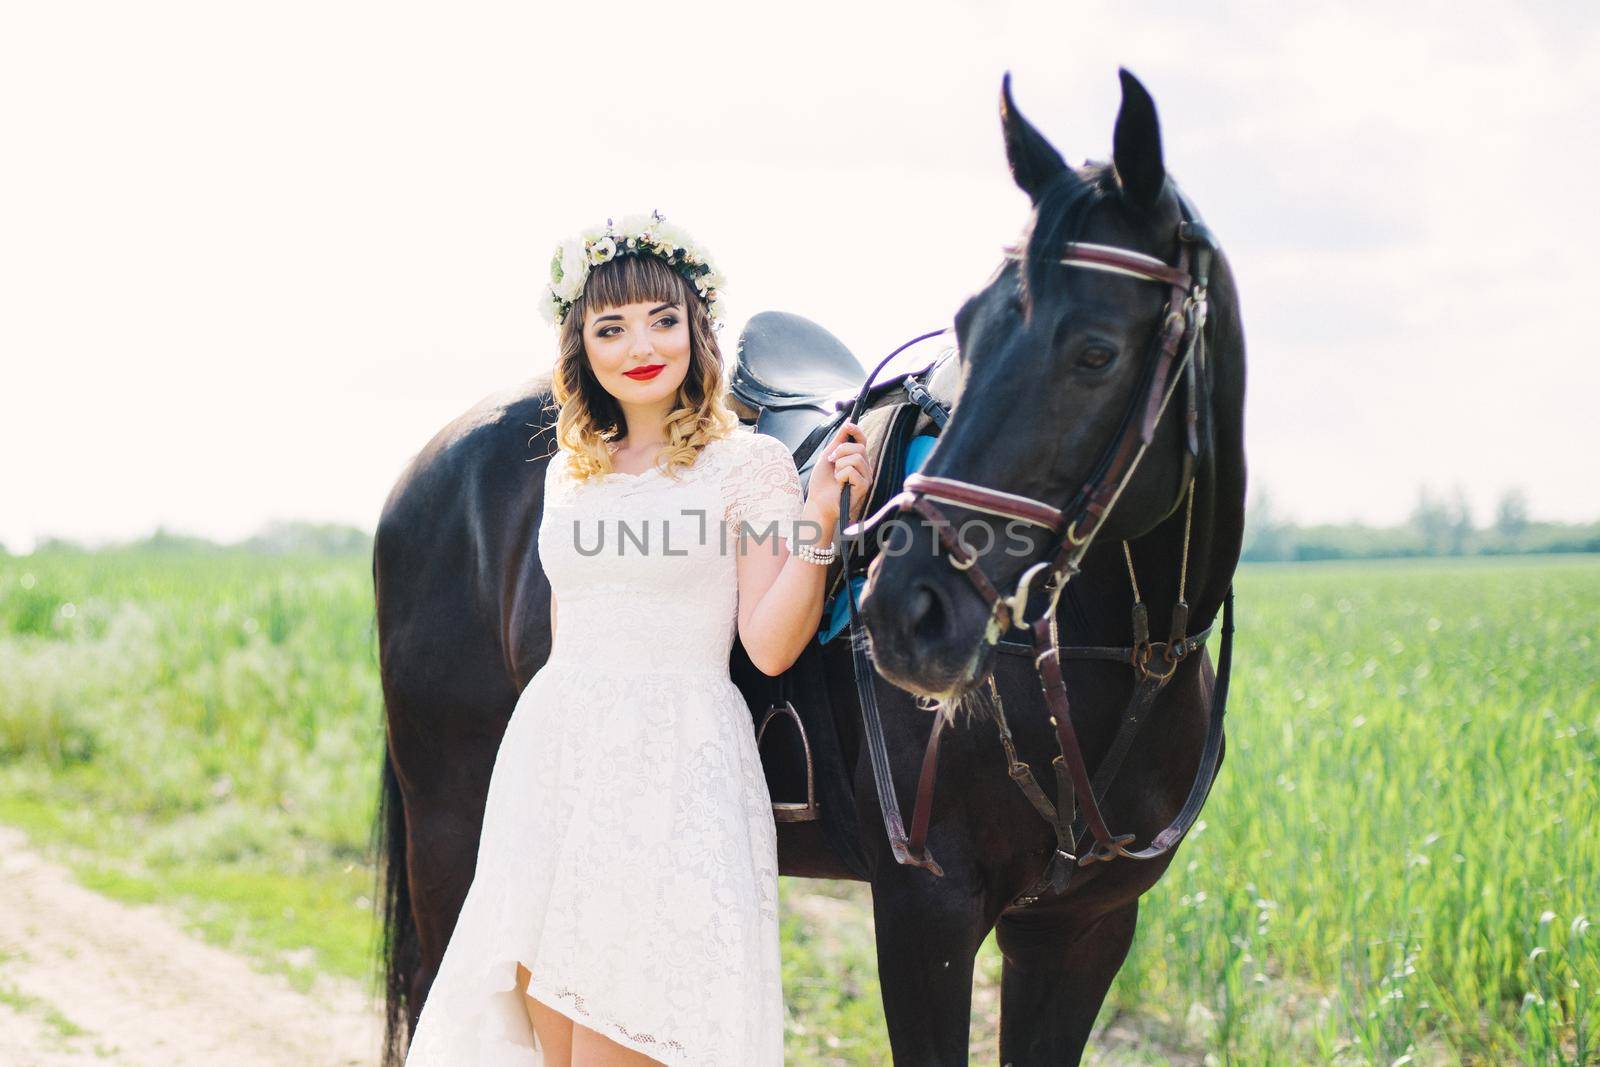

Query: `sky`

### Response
(3, 0, 1597, 552)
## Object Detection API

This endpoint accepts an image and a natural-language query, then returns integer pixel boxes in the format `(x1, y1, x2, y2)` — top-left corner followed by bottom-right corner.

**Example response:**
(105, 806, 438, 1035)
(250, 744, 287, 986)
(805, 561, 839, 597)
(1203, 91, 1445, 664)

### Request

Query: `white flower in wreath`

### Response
(588, 235, 617, 264)
(555, 267, 586, 304)
(618, 212, 653, 236)
(539, 291, 565, 326)
(554, 249, 589, 303)
(652, 220, 688, 253)
(558, 238, 587, 283)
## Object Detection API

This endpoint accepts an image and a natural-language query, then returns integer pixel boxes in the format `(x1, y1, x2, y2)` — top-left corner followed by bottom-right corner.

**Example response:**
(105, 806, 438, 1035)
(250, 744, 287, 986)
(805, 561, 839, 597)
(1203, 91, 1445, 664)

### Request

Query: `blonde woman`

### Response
(403, 213, 870, 1067)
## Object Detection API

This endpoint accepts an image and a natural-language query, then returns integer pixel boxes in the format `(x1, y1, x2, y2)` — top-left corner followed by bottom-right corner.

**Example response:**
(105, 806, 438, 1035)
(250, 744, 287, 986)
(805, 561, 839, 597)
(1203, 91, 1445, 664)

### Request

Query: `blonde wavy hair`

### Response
(548, 252, 742, 485)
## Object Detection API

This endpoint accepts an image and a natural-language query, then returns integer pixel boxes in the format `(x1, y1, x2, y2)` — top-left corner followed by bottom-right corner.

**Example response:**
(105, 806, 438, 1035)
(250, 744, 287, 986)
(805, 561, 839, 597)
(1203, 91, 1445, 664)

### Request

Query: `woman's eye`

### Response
(654, 315, 679, 329)
(1077, 344, 1116, 370)
(598, 326, 620, 338)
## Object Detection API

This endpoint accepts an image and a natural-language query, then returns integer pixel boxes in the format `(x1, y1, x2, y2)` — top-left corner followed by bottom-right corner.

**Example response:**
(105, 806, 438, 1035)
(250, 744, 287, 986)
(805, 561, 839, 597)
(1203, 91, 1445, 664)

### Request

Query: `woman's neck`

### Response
(615, 399, 674, 447)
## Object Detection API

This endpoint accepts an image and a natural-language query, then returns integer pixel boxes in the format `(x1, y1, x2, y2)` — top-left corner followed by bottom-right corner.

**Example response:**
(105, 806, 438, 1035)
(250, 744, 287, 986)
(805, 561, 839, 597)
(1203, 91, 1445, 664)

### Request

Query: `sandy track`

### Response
(0, 822, 1183, 1065)
(0, 824, 384, 1067)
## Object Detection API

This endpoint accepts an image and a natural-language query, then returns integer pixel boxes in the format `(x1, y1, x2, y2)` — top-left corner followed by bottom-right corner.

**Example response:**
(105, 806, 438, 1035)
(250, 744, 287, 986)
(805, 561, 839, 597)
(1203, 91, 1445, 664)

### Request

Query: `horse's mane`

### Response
(1019, 163, 1118, 318)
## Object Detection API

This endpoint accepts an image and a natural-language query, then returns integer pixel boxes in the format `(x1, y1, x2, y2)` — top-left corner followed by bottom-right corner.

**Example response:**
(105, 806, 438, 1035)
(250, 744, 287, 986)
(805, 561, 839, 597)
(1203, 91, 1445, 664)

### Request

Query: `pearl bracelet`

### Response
(793, 541, 837, 566)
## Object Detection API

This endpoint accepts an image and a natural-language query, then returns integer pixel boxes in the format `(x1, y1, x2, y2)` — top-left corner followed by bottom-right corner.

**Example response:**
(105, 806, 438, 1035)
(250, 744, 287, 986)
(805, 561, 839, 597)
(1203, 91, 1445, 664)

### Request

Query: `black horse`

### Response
(372, 69, 1244, 1066)
(852, 70, 1247, 1063)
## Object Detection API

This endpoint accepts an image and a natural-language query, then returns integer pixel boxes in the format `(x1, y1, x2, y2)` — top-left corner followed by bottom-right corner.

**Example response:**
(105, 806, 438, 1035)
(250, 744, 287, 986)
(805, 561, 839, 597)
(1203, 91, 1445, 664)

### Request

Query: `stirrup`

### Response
(756, 702, 819, 822)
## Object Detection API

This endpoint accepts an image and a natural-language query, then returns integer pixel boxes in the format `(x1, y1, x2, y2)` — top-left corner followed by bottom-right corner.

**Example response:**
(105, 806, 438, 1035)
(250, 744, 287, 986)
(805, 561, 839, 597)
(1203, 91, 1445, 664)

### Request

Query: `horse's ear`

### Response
(1112, 67, 1167, 212)
(1001, 72, 1068, 204)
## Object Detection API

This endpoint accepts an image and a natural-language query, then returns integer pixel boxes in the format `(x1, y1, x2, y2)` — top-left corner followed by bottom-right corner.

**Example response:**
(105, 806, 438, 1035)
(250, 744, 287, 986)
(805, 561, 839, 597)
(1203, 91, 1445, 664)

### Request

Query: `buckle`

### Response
(1078, 832, 1137, 866)
(1003, 559, 1054, 628)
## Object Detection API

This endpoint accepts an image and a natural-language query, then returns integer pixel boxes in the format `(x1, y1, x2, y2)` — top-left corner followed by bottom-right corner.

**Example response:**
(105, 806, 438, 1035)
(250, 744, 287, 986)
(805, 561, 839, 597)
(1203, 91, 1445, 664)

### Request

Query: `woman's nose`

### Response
(628, 328, 654, 357)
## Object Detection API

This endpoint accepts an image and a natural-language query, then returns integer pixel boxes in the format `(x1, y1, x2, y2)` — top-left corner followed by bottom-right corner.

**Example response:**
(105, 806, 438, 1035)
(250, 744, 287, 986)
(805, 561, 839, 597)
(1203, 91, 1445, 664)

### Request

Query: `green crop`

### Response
(0, 552, 1593, 1064)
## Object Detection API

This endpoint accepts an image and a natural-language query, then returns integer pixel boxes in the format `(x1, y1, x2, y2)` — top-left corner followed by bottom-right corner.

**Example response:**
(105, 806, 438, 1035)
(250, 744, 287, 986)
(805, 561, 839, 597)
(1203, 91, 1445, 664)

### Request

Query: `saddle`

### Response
(730, 310, 863, 460)
(727, 311, 955, 873)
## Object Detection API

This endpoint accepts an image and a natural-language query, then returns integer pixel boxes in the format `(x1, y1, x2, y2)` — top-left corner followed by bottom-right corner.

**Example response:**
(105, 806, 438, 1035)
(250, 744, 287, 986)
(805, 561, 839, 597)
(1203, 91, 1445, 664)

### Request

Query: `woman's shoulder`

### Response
(704, 424, 788, 472)
(714, 423, 788, 458)
(710, 427, 799, 496)
(542, 443, 574, 489)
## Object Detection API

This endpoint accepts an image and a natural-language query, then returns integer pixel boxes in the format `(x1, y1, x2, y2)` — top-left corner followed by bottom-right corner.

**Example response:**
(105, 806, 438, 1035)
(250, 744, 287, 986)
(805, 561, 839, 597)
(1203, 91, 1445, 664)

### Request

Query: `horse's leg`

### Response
(994, 901, 1139, 1066)
(871, 863, 993, 1066)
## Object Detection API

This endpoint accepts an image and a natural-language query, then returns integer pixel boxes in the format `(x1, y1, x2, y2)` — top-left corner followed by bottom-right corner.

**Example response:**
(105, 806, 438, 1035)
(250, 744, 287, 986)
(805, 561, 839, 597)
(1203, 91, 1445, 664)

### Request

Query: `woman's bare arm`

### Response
(736, 503, 832, 676)
(736, 422, 869, 676)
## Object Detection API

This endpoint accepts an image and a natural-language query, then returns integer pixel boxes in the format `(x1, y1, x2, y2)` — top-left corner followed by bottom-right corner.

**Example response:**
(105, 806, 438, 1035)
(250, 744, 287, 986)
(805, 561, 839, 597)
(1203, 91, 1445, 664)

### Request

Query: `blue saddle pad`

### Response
(817, 434, 937, 643)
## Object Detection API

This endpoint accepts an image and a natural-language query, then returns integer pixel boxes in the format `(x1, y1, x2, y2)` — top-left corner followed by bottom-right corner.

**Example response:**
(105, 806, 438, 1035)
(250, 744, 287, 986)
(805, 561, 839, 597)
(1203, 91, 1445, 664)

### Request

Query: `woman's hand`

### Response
(807, 420, 872, 526)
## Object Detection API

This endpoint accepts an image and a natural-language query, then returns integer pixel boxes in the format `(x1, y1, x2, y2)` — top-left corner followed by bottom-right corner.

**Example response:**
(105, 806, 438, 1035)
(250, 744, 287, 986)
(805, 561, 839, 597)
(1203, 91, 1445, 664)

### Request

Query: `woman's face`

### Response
(582, 298, 692, 407)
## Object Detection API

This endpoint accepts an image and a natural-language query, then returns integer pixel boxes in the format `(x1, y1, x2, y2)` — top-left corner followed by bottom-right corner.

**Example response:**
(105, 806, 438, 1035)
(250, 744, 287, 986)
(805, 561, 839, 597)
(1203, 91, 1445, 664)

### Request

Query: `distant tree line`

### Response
(9, 494, 1596, 564)
(1242, 487, 1600, 562)
(11, 520, 374, 559)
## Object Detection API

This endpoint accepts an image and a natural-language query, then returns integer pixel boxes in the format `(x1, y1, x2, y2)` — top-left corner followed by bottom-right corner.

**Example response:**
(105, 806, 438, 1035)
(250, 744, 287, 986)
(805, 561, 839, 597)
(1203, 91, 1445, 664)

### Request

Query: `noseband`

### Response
(842, 195, 1236, 903)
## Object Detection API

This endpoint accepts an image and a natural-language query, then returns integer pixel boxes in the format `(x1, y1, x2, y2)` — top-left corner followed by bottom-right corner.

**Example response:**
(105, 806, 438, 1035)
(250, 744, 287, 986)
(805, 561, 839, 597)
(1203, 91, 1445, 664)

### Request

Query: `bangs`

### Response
(580, 253, 689, 317)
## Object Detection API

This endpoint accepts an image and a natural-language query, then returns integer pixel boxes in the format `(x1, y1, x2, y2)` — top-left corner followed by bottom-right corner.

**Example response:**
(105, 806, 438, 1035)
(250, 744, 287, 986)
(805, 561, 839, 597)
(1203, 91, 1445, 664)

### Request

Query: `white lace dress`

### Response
(403, 425, 802, 1066)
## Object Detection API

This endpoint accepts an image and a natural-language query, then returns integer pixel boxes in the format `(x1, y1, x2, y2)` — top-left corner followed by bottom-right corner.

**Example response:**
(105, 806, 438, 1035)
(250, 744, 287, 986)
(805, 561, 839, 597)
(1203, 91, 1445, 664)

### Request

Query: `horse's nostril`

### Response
(908, 581, 947, 645)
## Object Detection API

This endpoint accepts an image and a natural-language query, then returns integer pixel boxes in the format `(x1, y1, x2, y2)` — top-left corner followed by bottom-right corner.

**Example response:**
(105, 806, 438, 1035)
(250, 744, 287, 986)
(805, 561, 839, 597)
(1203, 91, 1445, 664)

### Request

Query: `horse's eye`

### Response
(1078, 344, 1117, 370)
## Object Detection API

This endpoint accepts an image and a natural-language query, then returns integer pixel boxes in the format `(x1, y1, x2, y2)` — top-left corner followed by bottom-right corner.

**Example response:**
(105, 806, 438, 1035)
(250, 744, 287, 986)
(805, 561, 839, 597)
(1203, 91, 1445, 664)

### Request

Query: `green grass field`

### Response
(0, 552, 1594, 1064)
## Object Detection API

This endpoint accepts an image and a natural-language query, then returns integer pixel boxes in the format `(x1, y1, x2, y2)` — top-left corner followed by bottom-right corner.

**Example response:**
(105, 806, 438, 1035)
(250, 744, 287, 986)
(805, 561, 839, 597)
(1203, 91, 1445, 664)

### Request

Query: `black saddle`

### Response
(732, 311, 865, 465)
(733, 310, 865, 408)
(733, 310, 951, 485)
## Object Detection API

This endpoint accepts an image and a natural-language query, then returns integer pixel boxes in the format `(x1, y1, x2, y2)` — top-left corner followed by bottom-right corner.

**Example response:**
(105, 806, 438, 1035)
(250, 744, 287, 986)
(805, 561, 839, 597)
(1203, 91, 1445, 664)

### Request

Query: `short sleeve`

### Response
(724, 430, 804, 539)
(542, 445, 572, 504)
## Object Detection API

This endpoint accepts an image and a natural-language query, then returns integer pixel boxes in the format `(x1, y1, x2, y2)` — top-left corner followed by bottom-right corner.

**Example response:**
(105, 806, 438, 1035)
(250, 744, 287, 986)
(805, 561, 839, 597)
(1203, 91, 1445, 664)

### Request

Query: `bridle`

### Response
(838, 189, 1237, 904)
(858, 208, 1213, 639)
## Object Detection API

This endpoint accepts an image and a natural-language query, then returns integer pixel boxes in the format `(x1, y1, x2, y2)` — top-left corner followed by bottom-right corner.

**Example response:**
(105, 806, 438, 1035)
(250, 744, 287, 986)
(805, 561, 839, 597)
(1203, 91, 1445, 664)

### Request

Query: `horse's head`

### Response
(860, 69, 1233, 699)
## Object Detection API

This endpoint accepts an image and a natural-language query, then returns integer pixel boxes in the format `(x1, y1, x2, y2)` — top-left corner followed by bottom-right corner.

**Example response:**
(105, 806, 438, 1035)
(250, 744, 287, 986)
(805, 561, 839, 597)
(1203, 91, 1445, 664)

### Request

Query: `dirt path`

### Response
(0, 824, 384, 1067)
(0, 821, 1185, 1065)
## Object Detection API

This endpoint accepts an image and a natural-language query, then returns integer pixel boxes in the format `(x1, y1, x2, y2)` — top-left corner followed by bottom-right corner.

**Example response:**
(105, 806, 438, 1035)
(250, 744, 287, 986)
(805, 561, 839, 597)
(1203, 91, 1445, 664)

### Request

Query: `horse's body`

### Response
(373, 70, 1244, 1066)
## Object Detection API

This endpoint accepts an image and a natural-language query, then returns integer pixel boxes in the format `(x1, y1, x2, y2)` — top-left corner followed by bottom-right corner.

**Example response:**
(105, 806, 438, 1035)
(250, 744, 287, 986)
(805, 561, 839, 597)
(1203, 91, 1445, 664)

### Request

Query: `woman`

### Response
(403, 211, 871, 1067)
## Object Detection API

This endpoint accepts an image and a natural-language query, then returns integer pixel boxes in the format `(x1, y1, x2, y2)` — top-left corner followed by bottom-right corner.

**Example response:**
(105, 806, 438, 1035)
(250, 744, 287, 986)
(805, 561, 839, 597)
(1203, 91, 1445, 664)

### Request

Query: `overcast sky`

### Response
(3, 0, 1596, 552)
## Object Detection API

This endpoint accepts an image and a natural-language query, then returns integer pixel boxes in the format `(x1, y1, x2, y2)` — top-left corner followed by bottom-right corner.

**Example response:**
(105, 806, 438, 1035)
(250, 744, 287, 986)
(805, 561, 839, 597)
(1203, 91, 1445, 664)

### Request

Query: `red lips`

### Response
(623, 364, 665, 380)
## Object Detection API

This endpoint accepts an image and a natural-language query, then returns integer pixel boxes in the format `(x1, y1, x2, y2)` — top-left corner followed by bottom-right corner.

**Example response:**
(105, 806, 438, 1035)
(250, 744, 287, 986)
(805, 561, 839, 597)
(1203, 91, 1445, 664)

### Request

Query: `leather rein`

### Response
(834, 199, 1236, 905)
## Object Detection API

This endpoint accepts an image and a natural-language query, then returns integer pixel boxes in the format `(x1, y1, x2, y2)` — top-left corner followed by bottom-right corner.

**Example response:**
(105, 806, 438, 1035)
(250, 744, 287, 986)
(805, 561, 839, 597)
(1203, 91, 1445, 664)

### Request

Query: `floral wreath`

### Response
(540, 209, 726, 329)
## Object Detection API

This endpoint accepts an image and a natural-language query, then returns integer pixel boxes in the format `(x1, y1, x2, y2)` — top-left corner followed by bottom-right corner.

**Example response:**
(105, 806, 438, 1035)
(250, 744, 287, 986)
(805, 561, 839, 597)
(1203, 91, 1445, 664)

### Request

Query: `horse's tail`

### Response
(373, 736, 417, 1066)
(371, 543, 418, 1067)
